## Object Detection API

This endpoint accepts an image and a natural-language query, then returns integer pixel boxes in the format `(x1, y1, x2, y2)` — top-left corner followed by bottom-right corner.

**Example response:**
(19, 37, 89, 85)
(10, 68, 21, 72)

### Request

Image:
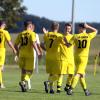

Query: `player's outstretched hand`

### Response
(42, 27, 48, 34)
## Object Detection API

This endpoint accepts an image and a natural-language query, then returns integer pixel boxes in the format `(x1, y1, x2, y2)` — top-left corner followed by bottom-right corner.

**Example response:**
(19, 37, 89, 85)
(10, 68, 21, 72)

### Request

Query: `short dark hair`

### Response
(51, 22, 59, 30)
(78, 23, 85, 28)
(24, 20, 33, 28)
(65, 23, 72, 27)
(0, 20, 6, 26)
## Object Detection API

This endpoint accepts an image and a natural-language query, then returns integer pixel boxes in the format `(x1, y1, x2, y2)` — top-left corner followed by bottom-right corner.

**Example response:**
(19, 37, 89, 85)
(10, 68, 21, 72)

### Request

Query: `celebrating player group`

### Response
(0, 20, 98, 96)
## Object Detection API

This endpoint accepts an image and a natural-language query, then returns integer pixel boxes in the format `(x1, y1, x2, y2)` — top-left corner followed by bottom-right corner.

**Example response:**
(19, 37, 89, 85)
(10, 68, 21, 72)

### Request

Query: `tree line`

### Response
(0, 0, 99, 34)
(9, 14, 100, 34)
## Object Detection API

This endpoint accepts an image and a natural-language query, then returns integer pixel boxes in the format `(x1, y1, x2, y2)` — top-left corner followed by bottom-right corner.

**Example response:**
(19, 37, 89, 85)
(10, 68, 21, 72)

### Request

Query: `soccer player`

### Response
(0, 20, 17, 88)
(14, 20, 42, 92)
(62, 23, 75, 92)
(43, 22, 68, 94)
(66, 23, 98, 96)
(31, 24, 42, 74)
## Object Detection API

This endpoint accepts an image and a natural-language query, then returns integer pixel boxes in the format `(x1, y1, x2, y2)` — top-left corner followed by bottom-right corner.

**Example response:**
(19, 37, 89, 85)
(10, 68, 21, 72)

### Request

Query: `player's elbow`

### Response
(95, 29, 98, 34)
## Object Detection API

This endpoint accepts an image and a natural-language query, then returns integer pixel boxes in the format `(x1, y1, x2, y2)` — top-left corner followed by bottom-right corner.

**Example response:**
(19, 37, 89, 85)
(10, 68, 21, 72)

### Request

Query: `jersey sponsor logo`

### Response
(48, 34, 57, 38)
(78, 36, 88, 38)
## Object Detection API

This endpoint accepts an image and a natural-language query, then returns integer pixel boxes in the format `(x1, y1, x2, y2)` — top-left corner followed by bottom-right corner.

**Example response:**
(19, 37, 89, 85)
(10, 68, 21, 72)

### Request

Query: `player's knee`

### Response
(75, 73, 81, 77)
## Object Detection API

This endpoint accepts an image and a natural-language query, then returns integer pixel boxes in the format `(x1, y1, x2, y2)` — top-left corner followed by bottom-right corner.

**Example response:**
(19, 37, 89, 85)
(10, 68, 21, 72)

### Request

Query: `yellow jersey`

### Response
(44, 32, 67, 61)
(15, 30, 36, 57)
(0, 29, 11, 49)
(70, 32, 97, 57)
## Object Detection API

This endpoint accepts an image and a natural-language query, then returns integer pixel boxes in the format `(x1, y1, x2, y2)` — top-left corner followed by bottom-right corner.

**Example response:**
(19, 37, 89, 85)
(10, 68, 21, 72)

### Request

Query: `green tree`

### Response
(0, 0, 27, 29)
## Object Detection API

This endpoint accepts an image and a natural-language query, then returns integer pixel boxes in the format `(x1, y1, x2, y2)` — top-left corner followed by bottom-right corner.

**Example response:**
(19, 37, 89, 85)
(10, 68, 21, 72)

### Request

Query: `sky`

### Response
(23, 0, 100, 22)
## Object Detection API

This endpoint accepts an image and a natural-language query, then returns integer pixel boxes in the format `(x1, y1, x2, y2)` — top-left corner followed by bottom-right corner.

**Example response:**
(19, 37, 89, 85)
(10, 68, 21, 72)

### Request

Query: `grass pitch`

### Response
(0, 65, 100, 100)
(1, 34, 100, 100)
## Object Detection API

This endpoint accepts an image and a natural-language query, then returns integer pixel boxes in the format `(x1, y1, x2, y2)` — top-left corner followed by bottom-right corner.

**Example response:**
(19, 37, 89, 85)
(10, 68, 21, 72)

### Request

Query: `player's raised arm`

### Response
(85, 24, 98, 33)
(42, 27, 48, 34)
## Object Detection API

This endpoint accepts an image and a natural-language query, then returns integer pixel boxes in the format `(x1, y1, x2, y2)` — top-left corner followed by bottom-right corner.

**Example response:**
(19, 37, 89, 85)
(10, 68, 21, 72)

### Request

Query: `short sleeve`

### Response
(88, 32, 97, 40)
(31, 32, 36, 42)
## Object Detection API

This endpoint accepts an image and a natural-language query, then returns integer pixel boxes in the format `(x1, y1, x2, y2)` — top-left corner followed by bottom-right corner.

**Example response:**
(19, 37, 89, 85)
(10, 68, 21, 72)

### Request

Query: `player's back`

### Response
(74, 32, 96, 57)
(0, 29, 10, 49)
(15, 30, 36, 57)
(44, 32, 63, 60)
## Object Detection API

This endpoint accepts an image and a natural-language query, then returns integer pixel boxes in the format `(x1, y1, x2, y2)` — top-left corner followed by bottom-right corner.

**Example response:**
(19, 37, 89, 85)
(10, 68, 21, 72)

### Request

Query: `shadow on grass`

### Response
(1, 87, 100, 96)
(0, 87, 47, 95)
(70, 91, 100, 96)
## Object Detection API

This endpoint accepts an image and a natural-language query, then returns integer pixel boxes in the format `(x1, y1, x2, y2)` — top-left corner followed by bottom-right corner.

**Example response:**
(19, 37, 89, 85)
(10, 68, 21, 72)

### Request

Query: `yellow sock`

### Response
(21, 73, 30, 81)
(21, 70, 32, 81)
(24, 74, 30, 81)
(71, 75, 79, 89)
(0, 70, 2, 84)
(27, 72, 32, 79)
(80, 77, 87, 90)
(57, 75, 63, 90)
(66, 75, 73, 86)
